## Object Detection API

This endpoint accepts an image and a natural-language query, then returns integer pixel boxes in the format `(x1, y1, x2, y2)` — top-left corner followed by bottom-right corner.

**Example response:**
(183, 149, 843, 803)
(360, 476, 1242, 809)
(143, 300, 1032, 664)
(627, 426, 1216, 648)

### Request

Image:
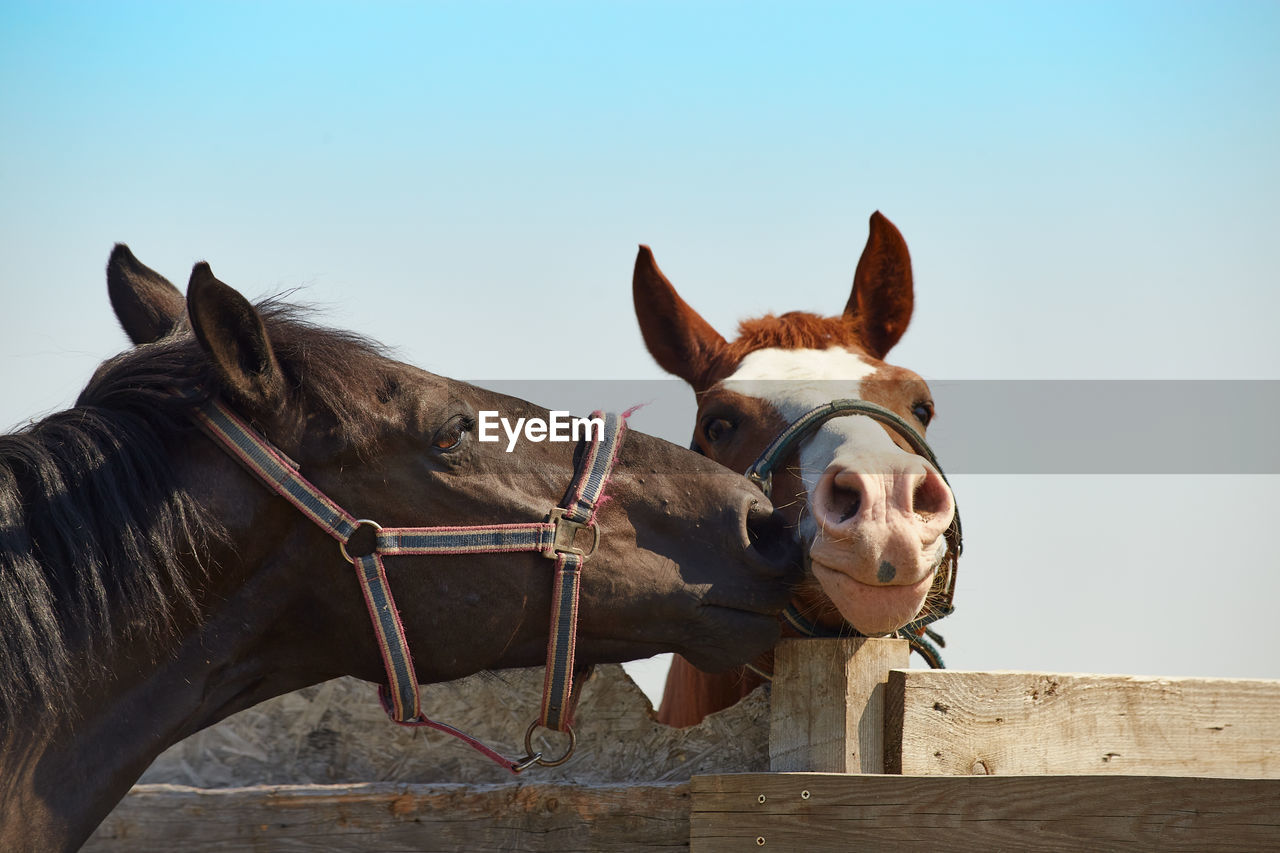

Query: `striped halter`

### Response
(190, 396, 625, 773)
(743, 398, 961, 667)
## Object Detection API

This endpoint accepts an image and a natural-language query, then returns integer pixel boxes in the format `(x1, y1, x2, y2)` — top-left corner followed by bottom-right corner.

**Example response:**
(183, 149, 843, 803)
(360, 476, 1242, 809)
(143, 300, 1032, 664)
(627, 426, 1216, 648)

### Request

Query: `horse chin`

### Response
(809, 559, 933, 637)
(679, 607, 784, 673)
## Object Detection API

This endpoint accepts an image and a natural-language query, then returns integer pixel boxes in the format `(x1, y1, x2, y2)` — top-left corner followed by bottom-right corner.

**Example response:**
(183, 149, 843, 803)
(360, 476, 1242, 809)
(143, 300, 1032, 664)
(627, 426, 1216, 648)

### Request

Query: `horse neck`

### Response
(0, 519, 323, 850)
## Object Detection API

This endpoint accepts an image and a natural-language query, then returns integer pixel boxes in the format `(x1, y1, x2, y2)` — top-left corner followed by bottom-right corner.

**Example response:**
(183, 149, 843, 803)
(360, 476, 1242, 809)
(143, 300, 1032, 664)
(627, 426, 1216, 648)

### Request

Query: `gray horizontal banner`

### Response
(452, 379, 1280, 475)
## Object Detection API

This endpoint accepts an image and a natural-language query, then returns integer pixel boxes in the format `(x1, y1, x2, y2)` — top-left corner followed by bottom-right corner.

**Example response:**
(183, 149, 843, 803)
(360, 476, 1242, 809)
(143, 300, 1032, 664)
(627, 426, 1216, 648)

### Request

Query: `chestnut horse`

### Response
(633, 212, 959, 727)
(0, 247, 798, 849)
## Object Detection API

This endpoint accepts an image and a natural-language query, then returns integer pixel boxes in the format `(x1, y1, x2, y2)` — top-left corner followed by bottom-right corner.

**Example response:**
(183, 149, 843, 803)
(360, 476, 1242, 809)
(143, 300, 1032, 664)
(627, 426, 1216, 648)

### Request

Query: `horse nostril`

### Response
(745, 500, 800, 577)
(912, 469, 951, 519)
(831, 484, 862, 524)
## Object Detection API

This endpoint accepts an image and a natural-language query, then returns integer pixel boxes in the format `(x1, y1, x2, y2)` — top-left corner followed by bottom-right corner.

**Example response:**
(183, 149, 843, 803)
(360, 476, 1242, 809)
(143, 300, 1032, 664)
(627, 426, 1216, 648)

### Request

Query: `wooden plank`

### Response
(84, 782, 690, 852)
(885, 670, 1280, 777)
(690, 772, 1280, 852)
(769, 637, 909, 773)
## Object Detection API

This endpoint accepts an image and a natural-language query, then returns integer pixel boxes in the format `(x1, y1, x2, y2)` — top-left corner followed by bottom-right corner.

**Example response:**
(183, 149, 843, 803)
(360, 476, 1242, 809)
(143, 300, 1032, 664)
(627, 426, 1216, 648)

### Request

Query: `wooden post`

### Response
(769, 637, 909, 773)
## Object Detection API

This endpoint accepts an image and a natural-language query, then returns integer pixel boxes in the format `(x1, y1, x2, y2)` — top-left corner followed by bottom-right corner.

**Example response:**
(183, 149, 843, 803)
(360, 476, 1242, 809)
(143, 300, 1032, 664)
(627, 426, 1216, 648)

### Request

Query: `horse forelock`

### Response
(0, 298, 396, 733)
(706, 311, 870, 386)
(239, 299, 401, 451)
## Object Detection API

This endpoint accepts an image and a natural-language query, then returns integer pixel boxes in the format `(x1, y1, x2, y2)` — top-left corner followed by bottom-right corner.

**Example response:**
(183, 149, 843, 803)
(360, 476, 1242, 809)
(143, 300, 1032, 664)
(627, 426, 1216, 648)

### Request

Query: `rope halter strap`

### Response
(742, 398, 961, 666)
(189, 397, 626, 773)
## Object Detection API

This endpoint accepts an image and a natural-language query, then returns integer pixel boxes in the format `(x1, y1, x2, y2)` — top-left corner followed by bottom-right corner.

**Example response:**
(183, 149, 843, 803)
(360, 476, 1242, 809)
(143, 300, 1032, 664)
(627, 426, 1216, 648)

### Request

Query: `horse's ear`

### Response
(844, 211, 914, 359)
(107, 244, 186, 345)
(187, 262, 285, 412)
(633, 245, 727, 389)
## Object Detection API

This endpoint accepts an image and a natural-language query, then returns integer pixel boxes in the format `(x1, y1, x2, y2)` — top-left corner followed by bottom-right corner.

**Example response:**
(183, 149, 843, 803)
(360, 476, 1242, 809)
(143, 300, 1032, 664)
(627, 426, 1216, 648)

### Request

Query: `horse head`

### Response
(107, 249, 799, 679)
(633, 212, 956, 646)
(2, 246, 799, 848)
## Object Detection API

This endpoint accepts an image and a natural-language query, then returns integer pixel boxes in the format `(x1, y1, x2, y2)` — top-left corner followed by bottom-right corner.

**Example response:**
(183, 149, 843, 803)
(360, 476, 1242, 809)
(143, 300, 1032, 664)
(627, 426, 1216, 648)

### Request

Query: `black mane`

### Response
(0, 300, 392, 731)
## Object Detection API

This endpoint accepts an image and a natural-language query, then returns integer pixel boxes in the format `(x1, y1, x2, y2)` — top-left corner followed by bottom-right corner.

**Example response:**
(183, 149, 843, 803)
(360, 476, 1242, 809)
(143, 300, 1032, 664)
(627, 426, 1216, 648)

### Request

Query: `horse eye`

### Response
(703, 417, 735, 443)
(911, 401, 934, 427)
(432, 415, 472, 451)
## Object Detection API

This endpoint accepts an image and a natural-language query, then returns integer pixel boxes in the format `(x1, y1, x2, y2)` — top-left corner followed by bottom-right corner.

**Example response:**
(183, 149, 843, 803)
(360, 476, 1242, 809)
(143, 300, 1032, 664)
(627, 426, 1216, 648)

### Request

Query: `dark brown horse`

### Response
(633, 212, 958, 726)
(0, 247, 798, 849)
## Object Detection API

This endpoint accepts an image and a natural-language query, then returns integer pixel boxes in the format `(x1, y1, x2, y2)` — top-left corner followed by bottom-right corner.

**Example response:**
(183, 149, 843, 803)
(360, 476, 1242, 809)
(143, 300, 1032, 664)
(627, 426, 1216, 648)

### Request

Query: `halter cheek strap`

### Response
(190, 397, 625, 773)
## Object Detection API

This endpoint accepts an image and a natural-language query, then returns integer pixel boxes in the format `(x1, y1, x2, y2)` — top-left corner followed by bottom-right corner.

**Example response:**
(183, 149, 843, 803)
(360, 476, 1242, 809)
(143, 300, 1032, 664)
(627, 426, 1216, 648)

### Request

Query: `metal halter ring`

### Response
(519, 721, 577, 769)
(543, 507, 599, 559)
(339, 519, 384, 564)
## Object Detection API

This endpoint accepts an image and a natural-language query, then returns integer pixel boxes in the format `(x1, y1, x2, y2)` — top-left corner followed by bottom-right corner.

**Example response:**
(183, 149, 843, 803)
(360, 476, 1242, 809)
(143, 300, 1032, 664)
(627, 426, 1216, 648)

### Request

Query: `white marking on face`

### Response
(724, 347, 877, 415)
(722, 346, 911, 537)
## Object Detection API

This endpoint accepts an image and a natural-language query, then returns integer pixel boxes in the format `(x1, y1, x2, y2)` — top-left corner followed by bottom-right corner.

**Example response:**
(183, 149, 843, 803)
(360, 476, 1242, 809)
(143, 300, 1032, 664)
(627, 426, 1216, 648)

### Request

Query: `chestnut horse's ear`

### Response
(633, 245, 727, 389)
(107, 244, 186, 345)
(187, 262, 285, 412)
(844, 211, 915, 359)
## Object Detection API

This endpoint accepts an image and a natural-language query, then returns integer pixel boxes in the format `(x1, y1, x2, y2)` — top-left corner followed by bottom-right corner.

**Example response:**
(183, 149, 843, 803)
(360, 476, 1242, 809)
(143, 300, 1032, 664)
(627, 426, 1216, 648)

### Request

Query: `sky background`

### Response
(3, 1, 1278, 707)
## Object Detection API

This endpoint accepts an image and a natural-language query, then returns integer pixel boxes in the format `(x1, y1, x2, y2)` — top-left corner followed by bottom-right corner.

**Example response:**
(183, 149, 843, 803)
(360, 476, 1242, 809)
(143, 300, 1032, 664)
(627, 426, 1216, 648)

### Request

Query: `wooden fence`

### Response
(88, 639, 1280, 851)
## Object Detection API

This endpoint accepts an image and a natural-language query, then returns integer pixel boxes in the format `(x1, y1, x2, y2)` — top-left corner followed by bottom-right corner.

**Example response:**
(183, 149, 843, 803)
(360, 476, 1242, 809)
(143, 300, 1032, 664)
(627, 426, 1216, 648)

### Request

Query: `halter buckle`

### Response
(543, 507, 598, 558)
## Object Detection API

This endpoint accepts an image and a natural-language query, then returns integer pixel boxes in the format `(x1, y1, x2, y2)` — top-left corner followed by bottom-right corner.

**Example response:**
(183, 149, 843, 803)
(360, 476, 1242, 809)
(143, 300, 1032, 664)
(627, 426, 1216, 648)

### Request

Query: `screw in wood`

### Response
(756, 837, 766, 846)
(801, 789, 811, 799)
(758, 794, 767, 803)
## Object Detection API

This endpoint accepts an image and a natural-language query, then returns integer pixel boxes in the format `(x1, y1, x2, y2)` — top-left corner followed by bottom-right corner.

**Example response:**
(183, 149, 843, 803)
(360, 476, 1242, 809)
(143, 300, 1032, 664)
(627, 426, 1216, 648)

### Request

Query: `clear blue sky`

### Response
(3, 1, 1278, 699)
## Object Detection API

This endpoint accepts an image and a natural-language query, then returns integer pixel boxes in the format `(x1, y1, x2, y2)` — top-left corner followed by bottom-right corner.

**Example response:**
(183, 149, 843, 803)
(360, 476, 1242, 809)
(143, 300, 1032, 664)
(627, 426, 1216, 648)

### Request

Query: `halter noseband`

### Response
(742, 398, 961, 667)
(189, 396, 625, 773)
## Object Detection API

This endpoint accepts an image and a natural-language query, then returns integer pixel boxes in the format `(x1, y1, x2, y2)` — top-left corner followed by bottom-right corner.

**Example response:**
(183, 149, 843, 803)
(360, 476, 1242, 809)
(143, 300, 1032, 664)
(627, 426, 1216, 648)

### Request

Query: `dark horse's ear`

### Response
(107, 244, 187, 345)
(633, 245, 727, 391)
(187, 262, 285, 412)
(844, 211, 915, 359)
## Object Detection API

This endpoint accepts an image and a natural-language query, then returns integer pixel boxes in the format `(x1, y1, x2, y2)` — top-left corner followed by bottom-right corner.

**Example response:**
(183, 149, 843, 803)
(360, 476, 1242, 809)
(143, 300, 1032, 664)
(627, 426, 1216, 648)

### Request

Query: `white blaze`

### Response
(723, 346, 908, 541)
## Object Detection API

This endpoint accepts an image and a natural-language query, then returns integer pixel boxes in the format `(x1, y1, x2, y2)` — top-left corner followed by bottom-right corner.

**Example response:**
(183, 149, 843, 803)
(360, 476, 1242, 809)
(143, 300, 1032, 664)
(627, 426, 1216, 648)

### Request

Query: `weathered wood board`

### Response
(769, 637, 908, 773)
(886, 670, 1280, 777)
(88, 665, 762, 850)
(84, 648, 1280, 850)
(690, 773, 1280, 852)
(138, 664, 769, 787)
(86, 782, 691, 852)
